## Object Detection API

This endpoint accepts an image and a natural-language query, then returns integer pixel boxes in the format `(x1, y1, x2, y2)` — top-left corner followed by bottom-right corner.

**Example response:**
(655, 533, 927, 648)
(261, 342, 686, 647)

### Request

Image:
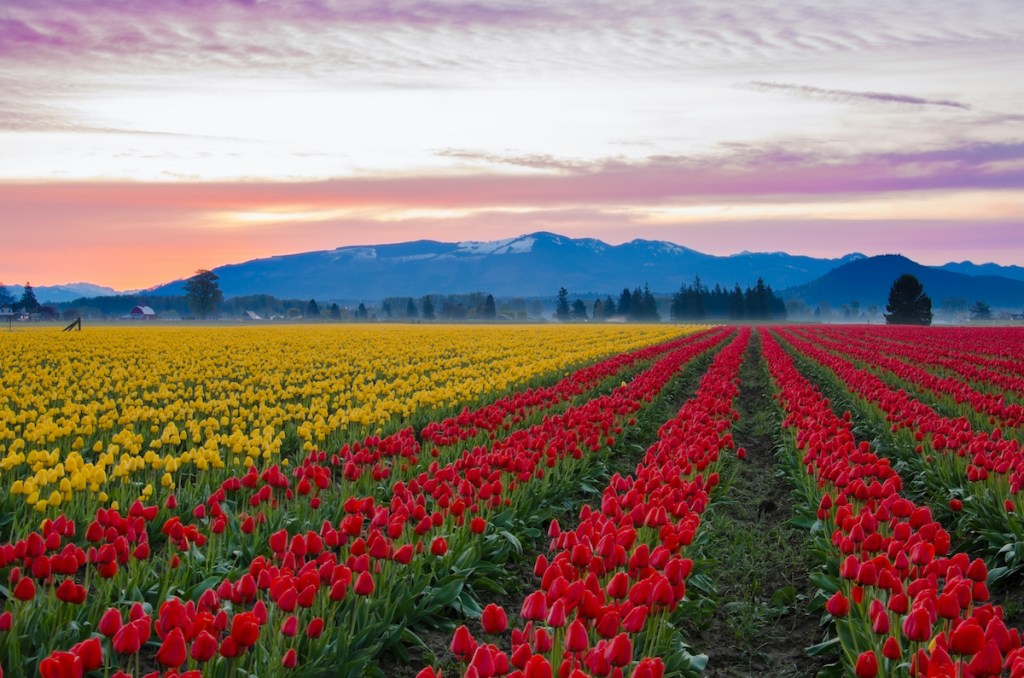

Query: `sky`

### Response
(1, 0, 1022, 290)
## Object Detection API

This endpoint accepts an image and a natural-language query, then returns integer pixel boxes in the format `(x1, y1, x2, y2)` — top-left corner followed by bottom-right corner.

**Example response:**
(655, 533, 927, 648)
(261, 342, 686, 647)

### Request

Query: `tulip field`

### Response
(1, 323, 1024, 678)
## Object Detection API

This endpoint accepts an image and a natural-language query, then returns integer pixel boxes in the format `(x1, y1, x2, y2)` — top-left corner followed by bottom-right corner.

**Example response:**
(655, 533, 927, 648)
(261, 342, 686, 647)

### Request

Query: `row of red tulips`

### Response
(773, 327, 1024, 497)
(860, 327, 1024, 378)
(0, 331, 729, 677)
(421, 333, 709, 447)
(786, 327, 1024, 430)
(802, 326, 1024, 402)
(772, 327, 1024, 580)
(762, 329, 1024, 677)
(420, 328, 750, 678)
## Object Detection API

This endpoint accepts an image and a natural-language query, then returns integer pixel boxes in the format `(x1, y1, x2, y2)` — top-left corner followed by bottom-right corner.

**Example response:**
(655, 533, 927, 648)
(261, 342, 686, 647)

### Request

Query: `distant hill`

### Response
(939, 261, 1024, 283)
(782, 255, 1024, 309)
(6, 282, 119, 304)
(147, 231, 865, 299)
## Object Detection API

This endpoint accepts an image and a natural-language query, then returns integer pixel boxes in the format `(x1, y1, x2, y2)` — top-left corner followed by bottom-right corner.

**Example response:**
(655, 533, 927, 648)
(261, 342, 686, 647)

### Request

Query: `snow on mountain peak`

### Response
(455, 236, 535, 256)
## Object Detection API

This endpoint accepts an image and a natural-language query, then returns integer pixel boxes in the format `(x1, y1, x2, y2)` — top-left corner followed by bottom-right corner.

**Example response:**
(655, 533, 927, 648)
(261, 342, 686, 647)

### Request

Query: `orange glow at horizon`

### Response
(4, 178, 1021, 290)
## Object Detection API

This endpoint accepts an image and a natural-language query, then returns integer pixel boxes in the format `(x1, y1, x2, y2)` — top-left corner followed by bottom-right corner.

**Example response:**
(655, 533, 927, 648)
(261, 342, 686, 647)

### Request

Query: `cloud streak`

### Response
(4, 141, 1022, 213)
(747, 81, 971, 110)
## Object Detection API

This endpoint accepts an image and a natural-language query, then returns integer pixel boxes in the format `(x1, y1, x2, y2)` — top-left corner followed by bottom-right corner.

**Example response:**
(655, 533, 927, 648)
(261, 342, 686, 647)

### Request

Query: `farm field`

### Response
(1, 324, 1024, 678)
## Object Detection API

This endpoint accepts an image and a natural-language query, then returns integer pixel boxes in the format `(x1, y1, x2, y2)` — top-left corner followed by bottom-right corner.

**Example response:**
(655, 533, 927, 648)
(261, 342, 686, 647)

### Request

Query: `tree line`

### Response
(669, 276, 787, 320)
(556, 285, 662, 321)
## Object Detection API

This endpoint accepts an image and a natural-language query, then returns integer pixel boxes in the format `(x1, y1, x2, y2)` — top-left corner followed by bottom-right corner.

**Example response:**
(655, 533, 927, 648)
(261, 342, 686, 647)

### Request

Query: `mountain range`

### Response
(147, 232, 868, 300)
(5, 282, 120, 305)
(17, 232, 1024, 310)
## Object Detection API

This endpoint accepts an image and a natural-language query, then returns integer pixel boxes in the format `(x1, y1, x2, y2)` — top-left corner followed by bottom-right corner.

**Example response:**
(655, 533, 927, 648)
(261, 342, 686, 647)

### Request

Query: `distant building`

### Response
(122, 305, 157, 320)
(0, 307, 13, 319)
(242, 310, 262, 321)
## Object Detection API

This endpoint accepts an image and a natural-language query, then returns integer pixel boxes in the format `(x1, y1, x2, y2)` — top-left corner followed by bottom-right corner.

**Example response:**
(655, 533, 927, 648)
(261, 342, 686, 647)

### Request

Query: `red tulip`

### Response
(565, 619, 589, 653)
(451, 625, 477, 662)
(622, 605, 649, 633)
(394, 544, 413, 564)
(219, 637, 240, 658)
(269, 529, 288, 553)
(532, 627, 552, 653)
(70, 637, 102, 671)
(521, 591, 548, 621)
(951, 619, 986, 656)
(354, 571, 374, 596)
(606, 572, 629, 599)
(605, 632, 632, 667)
(632, 657, 665, 678)
(13, 577, 36, 601)
(966, 640, 1003, 676)
(546, 599, 567, 628)
(98, 610, 123, 639)
(38, 652, 83, 678)
(481, 604, 508, 634)
(523, 655, 553, 678)
(901, 607, 932, 643)
(854, 650, 878, 678)
(0, 610, 11, 631)
(282, 648, 298, 669)
(430, 537, 448, 556)
(112, 622, 142, 655)
(56, 578, 85, 604)
(596, 609, 620, 638)
(282, 615, 299, 637)
(469, 645, 496, 676)
(825, 591, 849, 617)
(306, 617, 325, 639)
(230, 611, 260, 647)
(190, 630, 218, 662)
(156, 627, 187, 667)
(297, 584, 317, 608)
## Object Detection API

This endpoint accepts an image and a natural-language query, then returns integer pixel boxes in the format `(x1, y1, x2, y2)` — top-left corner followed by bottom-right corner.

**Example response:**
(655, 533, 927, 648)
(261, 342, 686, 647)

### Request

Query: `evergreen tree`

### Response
(603, 296, 616, 317)
(483, 294, 497, 319)
(0, 282, 13, 308)
(571, 299, 587, 319)
(406, 298, 418, 318)
(555, 287, 571, 320)
(592, 298, 603, 319)
(690, 275, 706, 318)
(728, 284, 745, 319)
(19, 282, 40, 313)
(746, 277, 769, 318)
(617, 288, 632, 317)
(640, 284, 659, 321)
(381, 301, 392, 319)
(306, 299, 320, 316)
(329, 303, 341, 319)
(357, 303, 369, 319)
(885, 274, 932, 325)
(421, 296, 435, 320)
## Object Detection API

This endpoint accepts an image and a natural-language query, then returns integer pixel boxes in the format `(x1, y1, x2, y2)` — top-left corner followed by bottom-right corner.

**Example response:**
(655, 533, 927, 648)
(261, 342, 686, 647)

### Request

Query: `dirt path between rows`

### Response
(691, 331, 830, 677)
